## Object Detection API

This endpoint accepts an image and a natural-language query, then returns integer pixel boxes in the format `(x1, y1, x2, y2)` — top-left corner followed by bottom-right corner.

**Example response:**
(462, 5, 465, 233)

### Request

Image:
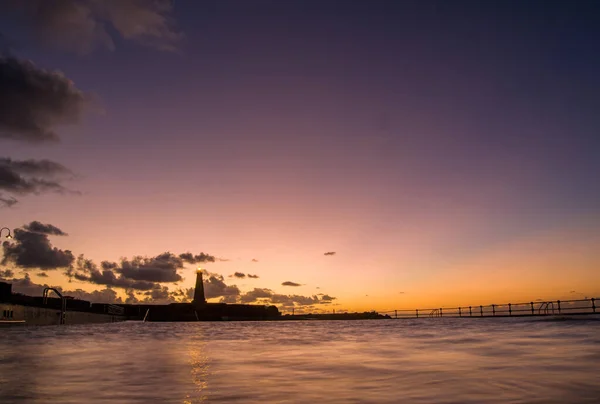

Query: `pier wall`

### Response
(1, 304, 126, 326)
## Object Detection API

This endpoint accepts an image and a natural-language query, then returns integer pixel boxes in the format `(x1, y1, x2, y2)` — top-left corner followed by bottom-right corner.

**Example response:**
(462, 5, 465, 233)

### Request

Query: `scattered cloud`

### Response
(203, 272, 241, 299)
(0, 158, 78, 206)
(23, 220, 68, 236)
(0, 56, 88, 143)
(233, 288, 337, 309)
(2, 224, 74, 270)
(398, 291, 406, 294)
(247, 274, 259, 279)
(178, 252, 216, 264)
(0, 195, 17, 208)
(0, 269, 14, 278)
(324, 251, 336, 256)
(37, 272, 48, 277)
(232, 272, 246, 278)
(251, 259, 259, 262)
(239, 288, 273, 304)
(282, 281, 301, 287)
(68, 251, 216, 290)
(1, 0, 183, 54)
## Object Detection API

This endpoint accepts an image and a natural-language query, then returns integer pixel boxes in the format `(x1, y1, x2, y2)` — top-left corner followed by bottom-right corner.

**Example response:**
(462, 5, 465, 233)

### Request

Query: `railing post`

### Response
(530, 302, 534, 315)
(469, 306, 472, 317)
(592, 298, 596, 313)
(439, 308, 443, 317)
(459, 307, 462, 317)
(492, 304, 496, 316)
(416, 309, 419, 318)
(480, 305, 483, 316)
(557, 300, 561, 314)
(508, 303, 512, 316)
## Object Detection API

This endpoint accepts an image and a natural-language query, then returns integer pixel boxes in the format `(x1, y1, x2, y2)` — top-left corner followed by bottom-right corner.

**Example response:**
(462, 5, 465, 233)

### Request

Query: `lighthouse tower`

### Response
(193, 270, 206, 305)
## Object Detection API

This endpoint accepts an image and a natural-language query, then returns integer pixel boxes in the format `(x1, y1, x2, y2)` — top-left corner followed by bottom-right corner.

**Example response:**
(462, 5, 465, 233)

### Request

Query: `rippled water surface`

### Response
(1, 317, 599, 403)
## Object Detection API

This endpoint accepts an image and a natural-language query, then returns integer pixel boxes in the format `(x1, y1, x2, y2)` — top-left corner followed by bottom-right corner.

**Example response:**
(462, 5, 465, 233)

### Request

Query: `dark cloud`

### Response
(238, 288, 336, 308)
(247, 274, 259, 279)
(239, 288, 273, 304)
(23, 221, 68, 236)
(0, 158, 75, 194)
(251, 259, 259, 262)
(178, 252, 216, 264)
(324, 252, 336, 256)
(0, 269, 14, 278)
(232, 272, 246, 278)
(270, 294, 320, 307)
(68, 250, 216, 291)
(0, 56, 88, 143)
(69, 256, 157, 291)
(2, 225, 74, 270)
(0, 195, 17, 208)
(1, 0, 183, 54)
(37, 272, 48, 277)
(203, 273, 241, 299)
(0, 158, 78, 206)
(282, 281, 301, 287)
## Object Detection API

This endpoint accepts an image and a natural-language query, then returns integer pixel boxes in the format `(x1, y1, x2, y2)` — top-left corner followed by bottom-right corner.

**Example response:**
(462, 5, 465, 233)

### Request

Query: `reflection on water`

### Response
(1, 317, 599, 403)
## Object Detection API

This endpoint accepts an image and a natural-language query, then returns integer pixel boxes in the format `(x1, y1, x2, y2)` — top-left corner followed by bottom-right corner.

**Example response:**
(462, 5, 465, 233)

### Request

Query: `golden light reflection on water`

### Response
(183, 340, 211, 403)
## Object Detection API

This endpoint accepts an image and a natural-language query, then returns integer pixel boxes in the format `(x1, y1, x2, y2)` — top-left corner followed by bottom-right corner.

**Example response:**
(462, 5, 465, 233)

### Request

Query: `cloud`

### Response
(1, 0, 183, 54)
(2, 224, 74, 270)
(238, 288, 337, 308)
(0, 269, 14, 278)
(0, 195, 17, 208)
(203, 273, 241, 299)
(63, 248, 216, 291)
(239, 287, 273, 303)
(37, 272, 48, 277)
(97, 252, 215, 283)
(23, 221, 68, 236)
(247, 274, 259, 279)
(232, 272, 246, 278)
(0, 56, 88, 143)
(0, 157, 76, 194)
(251, 259, 259, 262)
(324, 251, 336, 256)
(68, 255, 157, 290)
(282, 281, 301, 287)
(178, 252, 216, 264)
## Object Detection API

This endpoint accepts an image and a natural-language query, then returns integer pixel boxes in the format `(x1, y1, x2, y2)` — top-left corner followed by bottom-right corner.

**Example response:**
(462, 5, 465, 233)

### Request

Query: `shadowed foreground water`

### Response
(1, 317, 599, 403)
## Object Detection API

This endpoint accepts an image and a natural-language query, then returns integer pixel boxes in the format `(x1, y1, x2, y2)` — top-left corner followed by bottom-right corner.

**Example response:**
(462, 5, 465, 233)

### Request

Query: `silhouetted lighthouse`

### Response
(193, 270, 206, 304)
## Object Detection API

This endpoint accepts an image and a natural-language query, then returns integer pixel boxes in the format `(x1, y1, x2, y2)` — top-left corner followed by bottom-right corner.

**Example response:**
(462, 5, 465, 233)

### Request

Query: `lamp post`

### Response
(0, 227, 12, 239)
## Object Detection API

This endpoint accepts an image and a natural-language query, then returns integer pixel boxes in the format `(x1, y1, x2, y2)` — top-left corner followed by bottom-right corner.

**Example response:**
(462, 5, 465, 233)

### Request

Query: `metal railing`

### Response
(384, 298, 598, 319)
(43, 287, 66, 325)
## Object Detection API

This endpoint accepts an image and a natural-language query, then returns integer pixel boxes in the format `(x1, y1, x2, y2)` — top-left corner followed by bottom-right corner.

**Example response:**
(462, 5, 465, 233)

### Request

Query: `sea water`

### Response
(1, 317, 599, 403)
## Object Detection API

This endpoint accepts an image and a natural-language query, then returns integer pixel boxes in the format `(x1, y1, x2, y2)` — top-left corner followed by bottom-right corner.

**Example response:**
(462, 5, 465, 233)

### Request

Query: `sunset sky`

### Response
(1, 0, 599, 313)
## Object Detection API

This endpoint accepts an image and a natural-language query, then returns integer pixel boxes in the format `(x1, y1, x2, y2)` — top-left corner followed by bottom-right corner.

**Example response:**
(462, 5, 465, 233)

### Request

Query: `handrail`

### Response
(43, 287, 66, 325)
(380, 297, 598, 318)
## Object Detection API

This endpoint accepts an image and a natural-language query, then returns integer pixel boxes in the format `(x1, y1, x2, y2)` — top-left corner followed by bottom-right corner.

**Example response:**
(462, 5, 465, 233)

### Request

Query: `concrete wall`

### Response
(1, 304, 126, 326)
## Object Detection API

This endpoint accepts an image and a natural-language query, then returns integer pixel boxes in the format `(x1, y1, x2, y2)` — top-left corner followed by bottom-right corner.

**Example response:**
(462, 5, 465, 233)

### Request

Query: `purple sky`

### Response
(1, 1, 599, 311)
